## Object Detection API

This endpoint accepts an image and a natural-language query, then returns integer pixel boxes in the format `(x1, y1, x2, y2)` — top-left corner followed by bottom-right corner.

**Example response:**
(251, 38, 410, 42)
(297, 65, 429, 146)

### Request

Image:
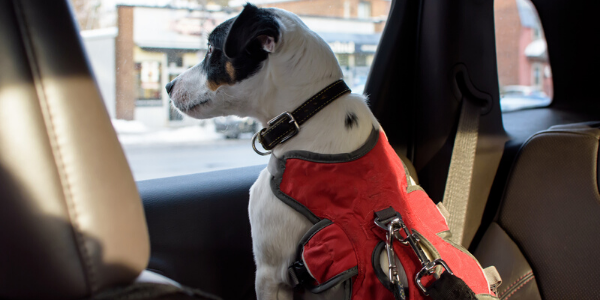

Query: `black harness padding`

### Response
(426, 272, 478, 300)
(257, 80, 351, 150)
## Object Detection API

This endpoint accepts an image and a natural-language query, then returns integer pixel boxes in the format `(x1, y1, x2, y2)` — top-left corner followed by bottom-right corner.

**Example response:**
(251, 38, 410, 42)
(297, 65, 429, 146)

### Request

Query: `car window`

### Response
(494, 0, 553, 113)
(72, 0, 391, 180)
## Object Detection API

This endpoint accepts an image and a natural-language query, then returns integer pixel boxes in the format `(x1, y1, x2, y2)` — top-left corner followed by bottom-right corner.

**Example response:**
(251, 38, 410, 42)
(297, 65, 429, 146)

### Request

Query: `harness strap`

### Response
(256, 80, 351, 151)
(287, 220, 359, 293)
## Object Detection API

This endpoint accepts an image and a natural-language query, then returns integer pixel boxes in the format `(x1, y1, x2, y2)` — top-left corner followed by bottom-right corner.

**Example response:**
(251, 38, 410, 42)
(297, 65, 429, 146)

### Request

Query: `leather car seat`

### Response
(0, 1, 216, 299)
(474, 122, 600, 300)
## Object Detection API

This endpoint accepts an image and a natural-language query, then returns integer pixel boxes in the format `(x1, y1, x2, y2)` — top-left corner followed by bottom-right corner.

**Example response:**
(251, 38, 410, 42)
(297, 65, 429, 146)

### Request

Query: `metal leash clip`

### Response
(385, 218, 402, 284)
(393, 215, 454, 295)
(415, 259, 453, 295)
(374, 212, 406, 300)
(375, 209, 453, 296)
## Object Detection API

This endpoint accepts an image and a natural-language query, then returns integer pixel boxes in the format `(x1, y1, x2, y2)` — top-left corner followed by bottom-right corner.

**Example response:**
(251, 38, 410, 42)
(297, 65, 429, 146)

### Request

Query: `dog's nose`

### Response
(166, 79, 177, 95)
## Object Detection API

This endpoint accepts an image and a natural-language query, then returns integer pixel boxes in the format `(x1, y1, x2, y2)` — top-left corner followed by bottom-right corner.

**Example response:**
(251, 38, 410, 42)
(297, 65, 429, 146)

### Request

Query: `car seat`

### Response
(474, 122, 600, 300)
(0, 1, 216, 299)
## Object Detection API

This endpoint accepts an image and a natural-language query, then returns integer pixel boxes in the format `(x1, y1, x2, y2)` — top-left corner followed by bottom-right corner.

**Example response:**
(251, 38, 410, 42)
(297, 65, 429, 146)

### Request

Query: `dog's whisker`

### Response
(220, 90, 234, 99)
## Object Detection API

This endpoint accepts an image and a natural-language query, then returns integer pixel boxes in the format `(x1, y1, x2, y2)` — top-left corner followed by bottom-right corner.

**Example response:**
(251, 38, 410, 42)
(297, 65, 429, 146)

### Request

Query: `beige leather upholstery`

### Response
(475, 122, 600, 300)
(0, 1, 149, 299)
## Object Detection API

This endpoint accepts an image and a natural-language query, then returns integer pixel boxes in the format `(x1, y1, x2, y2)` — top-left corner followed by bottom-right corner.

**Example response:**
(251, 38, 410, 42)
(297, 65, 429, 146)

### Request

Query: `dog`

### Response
(167, 4, 498, 300)
(168, 4, 378, 298)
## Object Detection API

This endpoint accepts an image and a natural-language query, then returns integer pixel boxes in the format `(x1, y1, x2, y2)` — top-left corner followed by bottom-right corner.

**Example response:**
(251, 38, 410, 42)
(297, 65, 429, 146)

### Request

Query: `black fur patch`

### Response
(345, 112, 359, 129)
(202, 3, 279, 88)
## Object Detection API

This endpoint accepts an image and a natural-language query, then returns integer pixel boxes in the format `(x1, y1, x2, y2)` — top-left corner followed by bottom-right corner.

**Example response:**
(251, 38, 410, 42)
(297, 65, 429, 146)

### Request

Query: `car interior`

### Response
(1, 0, 598, 300)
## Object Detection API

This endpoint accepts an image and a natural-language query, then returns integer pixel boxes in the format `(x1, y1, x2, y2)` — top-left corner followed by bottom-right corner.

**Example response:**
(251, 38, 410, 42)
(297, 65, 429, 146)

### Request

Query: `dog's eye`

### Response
(207, 44, 213, 55)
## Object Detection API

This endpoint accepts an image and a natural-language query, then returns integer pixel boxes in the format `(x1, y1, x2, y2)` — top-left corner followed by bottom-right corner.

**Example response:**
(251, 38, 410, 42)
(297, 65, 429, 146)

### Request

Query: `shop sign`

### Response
(329, 41, 355, 54)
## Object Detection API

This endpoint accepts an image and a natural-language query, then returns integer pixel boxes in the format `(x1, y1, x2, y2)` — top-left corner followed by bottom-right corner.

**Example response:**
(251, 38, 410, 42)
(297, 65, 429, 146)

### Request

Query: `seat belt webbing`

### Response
(442, 98, 480, 246)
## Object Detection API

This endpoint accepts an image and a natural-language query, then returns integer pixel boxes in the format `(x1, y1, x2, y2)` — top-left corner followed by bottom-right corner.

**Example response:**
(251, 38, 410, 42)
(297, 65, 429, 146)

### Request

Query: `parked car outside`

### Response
(499, 85, 552, 112)
(213, 116, 260, 139)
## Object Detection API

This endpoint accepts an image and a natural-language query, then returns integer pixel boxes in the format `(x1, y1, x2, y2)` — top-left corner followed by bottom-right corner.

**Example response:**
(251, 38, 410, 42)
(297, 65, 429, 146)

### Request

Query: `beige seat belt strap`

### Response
(442, 98, 480, 246)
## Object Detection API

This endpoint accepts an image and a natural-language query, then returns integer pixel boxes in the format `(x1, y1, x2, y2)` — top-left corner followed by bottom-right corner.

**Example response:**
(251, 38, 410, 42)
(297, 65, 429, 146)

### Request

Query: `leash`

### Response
(252, 80, 351, 155)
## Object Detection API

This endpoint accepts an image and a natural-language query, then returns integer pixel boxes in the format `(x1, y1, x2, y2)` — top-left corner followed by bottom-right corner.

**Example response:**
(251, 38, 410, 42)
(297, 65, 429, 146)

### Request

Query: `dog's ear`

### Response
(223, 3, 279, 58)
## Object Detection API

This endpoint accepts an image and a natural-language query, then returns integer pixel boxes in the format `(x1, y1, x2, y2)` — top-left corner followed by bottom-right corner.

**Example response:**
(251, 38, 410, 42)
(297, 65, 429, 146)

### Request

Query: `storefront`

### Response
(107, 4, 386, 128)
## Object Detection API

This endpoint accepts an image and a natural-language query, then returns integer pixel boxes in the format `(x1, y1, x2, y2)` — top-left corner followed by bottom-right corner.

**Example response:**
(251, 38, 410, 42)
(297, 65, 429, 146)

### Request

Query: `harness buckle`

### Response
(267, 111, 301, 144)
(288, 260, 312, 287)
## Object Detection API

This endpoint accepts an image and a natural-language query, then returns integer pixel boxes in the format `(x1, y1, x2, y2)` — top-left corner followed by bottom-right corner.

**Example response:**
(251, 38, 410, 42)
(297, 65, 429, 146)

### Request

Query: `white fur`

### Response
(170, 8, 381, 299)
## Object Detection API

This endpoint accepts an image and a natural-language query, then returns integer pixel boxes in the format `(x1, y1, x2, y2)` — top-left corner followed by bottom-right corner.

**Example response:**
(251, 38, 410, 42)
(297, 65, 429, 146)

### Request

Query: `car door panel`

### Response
(139, 165, 264, 300)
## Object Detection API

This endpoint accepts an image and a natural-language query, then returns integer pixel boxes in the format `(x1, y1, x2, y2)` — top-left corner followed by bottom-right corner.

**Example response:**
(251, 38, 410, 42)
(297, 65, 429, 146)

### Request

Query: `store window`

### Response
(74, 0, 391, 180)
(532, 63, 542, 87)
(167, 50, 184, 68)
(135, 61, 162, 100)
(358, 1, 371, 19)
(494, 0, 553, 113)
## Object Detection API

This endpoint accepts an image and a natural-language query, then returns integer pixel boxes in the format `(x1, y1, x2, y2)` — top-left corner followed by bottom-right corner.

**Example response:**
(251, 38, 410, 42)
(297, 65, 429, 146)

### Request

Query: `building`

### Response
(495, 0, 553, 97)
(255, 0, 390, 30)
(114, 5, 229, 128)
(81, 27, 118, 119)
(81, 0, 551, 128)
(103, 1, 390, 128)
(256, 0, 391, 94)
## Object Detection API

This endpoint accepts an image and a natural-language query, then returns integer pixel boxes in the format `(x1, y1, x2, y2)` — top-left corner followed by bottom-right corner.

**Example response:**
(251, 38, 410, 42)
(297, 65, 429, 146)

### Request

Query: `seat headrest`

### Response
(0, 1, 149, 299)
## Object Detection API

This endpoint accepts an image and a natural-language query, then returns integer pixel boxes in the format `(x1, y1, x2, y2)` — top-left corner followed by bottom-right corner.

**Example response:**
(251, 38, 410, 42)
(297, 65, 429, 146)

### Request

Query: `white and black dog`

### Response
(168, 3, 383, 299)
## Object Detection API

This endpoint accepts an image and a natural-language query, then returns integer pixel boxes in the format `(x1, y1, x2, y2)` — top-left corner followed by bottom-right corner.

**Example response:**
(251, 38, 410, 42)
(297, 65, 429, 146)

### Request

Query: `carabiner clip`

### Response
(385, 218, 401, 284)
(415, 259, 454, 295)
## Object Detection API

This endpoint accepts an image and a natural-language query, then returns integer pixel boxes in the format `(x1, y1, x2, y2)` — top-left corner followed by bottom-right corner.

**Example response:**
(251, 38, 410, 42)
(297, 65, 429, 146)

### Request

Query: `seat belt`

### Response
(442, 98, 481, 246)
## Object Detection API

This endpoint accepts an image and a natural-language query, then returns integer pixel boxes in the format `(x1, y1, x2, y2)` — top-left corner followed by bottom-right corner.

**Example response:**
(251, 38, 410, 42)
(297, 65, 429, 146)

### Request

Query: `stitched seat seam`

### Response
(501, 275, 535, 300)
(13, 1, 97, 293)
(499, 271, 534, 300)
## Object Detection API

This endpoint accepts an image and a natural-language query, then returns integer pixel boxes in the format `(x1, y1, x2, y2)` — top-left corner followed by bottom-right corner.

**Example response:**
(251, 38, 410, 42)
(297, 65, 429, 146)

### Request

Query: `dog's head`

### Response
(167, 3, 343, 122)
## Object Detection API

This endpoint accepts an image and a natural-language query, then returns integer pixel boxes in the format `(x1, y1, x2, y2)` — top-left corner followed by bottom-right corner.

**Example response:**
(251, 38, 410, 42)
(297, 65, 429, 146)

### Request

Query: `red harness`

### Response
(268, 129, 497, 299)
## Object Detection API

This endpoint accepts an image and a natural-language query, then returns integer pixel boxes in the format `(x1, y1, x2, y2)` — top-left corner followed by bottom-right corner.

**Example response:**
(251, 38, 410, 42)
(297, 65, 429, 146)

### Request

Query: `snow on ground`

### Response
(112, 119, 148, 133)
(112, 119, 223, 145)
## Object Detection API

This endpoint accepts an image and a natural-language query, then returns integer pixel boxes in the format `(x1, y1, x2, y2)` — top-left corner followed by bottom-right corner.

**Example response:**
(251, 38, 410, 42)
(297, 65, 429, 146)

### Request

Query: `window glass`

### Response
(135, 61, 162, 100)
(73, 0, 391, 180)
(358, 1, 371, 19)
(494, 0, 553, 113)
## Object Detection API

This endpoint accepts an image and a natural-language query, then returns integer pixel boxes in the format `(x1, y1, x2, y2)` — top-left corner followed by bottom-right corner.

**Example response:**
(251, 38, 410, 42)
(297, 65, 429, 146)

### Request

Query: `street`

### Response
(121, 136, 269, 181)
